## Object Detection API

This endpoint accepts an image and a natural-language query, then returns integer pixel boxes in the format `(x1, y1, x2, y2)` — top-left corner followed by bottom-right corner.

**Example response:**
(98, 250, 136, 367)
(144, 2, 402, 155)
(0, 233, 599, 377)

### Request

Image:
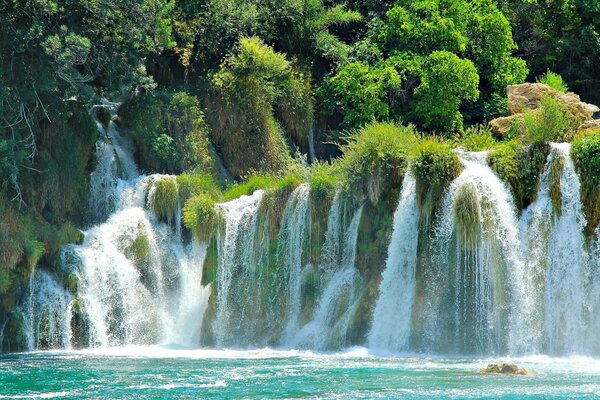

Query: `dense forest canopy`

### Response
(1, 0, 600, 319)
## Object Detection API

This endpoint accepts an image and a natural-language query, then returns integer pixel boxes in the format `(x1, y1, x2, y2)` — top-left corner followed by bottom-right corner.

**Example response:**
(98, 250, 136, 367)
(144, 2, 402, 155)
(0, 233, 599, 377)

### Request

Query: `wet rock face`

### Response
(480, 363, 530, 375)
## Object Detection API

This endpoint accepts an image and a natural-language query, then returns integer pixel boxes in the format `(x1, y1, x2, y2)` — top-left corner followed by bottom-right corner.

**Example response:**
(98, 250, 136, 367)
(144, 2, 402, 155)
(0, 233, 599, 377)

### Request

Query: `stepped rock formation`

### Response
(490, 83, 600, 137)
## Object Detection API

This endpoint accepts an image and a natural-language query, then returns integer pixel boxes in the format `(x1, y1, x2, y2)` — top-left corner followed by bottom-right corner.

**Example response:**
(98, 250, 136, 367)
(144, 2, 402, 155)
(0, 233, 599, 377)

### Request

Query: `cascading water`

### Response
(11, 102, 600, 357)
(368, 171, 419, 352)
(418, 151, 524, 355)
(212, 190, 267, 347)
(291, 205, 364, 350)
(278, 184, 311, 342)
(20, 269, 73, 350)
(516, 143, 589, 355)
(17, 108, 211, 350)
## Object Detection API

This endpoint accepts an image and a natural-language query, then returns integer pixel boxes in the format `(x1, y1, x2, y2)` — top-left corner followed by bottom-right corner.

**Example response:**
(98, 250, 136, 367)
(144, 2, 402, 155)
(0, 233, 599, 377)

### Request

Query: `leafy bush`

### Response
(209, 37, 306, 178)
(460, 125, 496, 151)
(149, 177, 179, 223)
(338, 122, 418, 203)
(183, 194, 221, 242)
(522, 95, 579, 144)
(412, 139, 462, 224)
(119, 90, 215, 174)
(536, 70, 569, 93)
(453, 182, 481, 251)
(309, 161, 340, 202)
(572, 130, 600, 236)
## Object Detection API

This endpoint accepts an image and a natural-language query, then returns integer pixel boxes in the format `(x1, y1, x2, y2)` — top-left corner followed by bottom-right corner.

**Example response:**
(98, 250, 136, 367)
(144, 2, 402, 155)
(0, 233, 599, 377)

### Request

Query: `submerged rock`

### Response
(480, 363, 530, 375)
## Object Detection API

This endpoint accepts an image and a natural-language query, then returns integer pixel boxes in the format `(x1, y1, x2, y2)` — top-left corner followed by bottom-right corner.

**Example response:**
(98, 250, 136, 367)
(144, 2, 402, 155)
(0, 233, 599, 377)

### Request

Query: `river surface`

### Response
(1, 347, 600, 399)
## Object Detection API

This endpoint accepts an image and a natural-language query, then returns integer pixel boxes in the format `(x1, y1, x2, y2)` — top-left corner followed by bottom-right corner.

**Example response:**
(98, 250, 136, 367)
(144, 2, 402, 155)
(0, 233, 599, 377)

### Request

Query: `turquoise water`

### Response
(2, 348, 600, 399)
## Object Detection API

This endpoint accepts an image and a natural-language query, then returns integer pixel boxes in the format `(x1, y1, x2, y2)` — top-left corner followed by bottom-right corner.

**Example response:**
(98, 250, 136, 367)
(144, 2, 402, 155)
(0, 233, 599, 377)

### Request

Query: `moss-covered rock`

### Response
(338, 122, 418, 204)
(412, 140, 462, 226)
(149, 177, 179, 224)
(453, 183, 481, 251)
(488, 140, 549, 211)
(572, 129, 600, 236)
(183, 194, 221, 242)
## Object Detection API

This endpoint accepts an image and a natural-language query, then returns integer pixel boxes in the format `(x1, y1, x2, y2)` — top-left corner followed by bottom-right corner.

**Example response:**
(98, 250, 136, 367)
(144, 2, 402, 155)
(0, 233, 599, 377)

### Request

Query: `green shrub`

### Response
(572, 130, 600, 236)
(222, 171, 302, 202)
(412, 139, 462, 225)
(536, 70, 569, 93)
(150, 177, 179, 223)
(309, 161, 340, 203)
(183, 194, 221, 242)
(208, 37, 305, 178)
(522, 95, 579, 144)
(338, 122, 418, 204)
(460, 125, 496, 151)
(119, 90, 215, 174)
(176, 172, 222, 205)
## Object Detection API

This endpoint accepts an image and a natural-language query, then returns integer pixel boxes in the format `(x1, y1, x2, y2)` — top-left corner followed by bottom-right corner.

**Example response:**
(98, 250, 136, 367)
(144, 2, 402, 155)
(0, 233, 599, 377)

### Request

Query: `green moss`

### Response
(412, 139, 462, 226)
(150, 177, 179, 224)
(548, 152, 565, 216)
(453, 183, 481, 251)
(222, 171, 302, 202)
(65, 273, 79, 295)
(488, 140, 549, 210)
(572, 130, 600, 236)
(96, 106, 111, 126)
(183, 194, 221, 242)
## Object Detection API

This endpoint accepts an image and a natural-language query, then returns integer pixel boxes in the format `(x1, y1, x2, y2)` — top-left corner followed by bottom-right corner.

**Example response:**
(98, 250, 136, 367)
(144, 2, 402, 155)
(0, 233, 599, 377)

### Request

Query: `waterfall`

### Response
(20, 269, 73, 350)
(516, 143, 589, 355)
(368, 171, 419, 352)
(291, 205, 364, 349)
(279, 184, 311, 342)
(213, 190, 266, 347)
(420, 151, 524, 354)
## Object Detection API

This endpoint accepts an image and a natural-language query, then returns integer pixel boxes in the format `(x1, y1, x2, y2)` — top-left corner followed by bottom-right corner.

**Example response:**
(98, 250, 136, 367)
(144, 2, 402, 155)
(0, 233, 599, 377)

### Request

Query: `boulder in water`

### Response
(480, 363, 530, 375)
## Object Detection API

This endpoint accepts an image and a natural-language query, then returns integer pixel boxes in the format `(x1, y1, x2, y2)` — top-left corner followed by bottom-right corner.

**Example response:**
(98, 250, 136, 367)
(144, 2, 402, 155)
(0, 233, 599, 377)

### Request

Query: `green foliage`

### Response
(522, 95, 579, 144)
(223, 171, 302, 201)
(412, 139, 462, 224)
(500, 0, 600, 104)
(453, 182, 481, 251)
(460, 125, 496, 151)
(537, 70, 569, 93)
(119, 90, 215, 174)
(318, 62, 401, 128)
(338, 122, 418, 203)
(411, 51, 479, 132)
(572, 130, 600, 236)
(488, 140, 549, 210)
(150, 177, 179, 224)
(176, 173, 222, 205)
(183, 194, 221, 242)
(548, 152, 565, 217)
(209, 37, 306, 178)
(308, 161, 340, 203)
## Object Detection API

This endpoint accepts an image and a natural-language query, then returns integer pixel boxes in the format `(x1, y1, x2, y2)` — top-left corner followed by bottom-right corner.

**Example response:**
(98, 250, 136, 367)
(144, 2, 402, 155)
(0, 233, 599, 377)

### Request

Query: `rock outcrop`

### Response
(489, 83, 600, 138)
(480, 363, 530, 375)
